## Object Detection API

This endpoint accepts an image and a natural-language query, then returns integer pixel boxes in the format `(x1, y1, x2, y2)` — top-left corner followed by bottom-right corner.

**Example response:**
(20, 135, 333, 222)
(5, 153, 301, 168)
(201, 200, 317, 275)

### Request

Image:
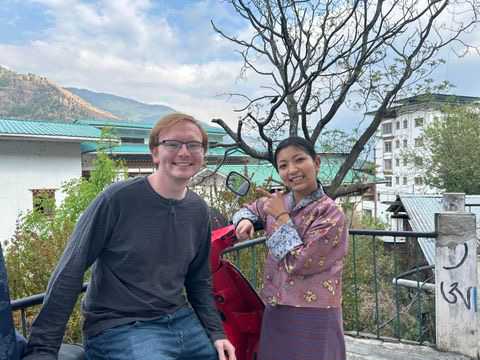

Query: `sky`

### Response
(0, 0, 479, 133)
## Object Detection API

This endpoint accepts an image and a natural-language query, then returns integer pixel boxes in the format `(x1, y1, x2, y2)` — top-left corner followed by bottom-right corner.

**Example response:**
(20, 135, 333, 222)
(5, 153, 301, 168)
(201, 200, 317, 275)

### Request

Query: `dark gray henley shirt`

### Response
(23, 177, 224, 359)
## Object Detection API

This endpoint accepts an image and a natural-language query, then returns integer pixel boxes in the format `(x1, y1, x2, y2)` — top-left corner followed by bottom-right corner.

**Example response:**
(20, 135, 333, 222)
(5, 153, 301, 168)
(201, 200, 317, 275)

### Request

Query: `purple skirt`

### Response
(258, 305, 346, 360)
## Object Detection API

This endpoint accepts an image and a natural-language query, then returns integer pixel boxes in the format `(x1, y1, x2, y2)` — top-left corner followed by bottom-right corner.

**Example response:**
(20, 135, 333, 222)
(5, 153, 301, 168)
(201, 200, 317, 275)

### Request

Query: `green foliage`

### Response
(420, 106, 480, 193)
(5, 143, 126, 343)
(342, 216, 434, 342)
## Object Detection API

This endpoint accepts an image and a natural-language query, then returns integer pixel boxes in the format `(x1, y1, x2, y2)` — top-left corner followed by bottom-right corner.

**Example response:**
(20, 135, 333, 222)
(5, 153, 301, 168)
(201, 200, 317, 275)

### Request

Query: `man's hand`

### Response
(214, 338, 236, 360)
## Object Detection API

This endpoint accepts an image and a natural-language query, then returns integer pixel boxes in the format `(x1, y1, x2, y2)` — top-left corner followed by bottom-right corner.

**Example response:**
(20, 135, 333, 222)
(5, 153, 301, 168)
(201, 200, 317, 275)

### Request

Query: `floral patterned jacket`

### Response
(233, 187, 348, 308)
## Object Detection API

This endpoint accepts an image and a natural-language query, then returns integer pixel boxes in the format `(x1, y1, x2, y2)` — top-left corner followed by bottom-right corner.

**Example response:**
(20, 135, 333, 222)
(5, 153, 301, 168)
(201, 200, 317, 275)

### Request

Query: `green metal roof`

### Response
(80, 142, 148, 154)
(206, 147, 246, 157)
(77, 119, 154, 129)
(207, 159, 374, 186)
(0, 118, 102, 140)
(77, 119, 226, 135)
(208, 164, 282, 186)
(80, 141, 376, 186)
(81, 143, 248, 157)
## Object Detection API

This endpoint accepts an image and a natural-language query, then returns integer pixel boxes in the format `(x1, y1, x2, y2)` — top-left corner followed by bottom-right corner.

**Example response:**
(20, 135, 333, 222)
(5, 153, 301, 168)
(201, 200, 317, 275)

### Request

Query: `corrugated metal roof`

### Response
(205, 147, 246, 157)
(77, 119, 154, 129)
(81, 143, 150, 154)
(80, 143, 247, 157)
(0, 118, 101, 140)
(77, 119, 227, 134)
(207, 164, 282, 186)
(398, 194, 480, 265)
(207, 161, 372, 187)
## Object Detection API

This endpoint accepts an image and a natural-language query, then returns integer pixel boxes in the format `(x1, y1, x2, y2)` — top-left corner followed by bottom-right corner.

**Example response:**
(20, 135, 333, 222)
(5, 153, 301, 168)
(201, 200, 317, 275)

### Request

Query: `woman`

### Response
(232, 136, 348, 360)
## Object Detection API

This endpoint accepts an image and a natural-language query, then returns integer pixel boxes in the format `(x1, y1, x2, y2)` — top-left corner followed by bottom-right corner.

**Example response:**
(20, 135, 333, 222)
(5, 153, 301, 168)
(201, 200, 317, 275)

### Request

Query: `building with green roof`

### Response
(0, 118, 101, 141)
(0, 118, 103, 243)
(78, 118, 230, 176)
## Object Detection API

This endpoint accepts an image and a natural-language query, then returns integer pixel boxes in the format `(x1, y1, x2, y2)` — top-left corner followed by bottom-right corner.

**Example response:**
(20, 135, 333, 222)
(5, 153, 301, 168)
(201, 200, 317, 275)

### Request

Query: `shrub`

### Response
(6, 147, 125, 343)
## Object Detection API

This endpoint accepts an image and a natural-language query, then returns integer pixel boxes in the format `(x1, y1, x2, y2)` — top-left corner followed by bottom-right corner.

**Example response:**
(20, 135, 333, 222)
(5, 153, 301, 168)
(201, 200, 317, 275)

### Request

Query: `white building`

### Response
(0, 119, 102, 245)
(372, 94, 480, 223)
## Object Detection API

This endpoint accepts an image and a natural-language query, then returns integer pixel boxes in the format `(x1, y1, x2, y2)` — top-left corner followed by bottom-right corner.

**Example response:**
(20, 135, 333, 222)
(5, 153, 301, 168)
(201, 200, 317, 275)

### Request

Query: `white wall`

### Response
(0, 139, 82, 244)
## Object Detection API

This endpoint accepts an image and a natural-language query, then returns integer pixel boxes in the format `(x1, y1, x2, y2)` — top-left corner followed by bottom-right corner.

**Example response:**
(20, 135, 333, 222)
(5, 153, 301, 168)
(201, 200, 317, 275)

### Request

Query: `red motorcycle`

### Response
(209, 171, 264, 360)
(2, 172, 264, 360)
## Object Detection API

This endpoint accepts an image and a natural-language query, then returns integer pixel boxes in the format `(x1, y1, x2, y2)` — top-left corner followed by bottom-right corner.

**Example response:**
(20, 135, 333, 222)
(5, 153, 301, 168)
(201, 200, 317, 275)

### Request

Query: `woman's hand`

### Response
(257, 189, 288, 219)
(235, 219, 254, 241)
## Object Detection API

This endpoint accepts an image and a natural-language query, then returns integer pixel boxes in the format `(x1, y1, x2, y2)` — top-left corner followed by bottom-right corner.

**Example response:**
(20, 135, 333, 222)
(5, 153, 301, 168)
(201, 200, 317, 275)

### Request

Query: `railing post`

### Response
(435, 193, 478, 359)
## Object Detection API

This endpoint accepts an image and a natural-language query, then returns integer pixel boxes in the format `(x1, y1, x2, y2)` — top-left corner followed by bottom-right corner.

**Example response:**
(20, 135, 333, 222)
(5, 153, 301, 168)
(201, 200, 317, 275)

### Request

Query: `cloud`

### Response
(1, 0, 478, 133)
(0, 0, 253, 127)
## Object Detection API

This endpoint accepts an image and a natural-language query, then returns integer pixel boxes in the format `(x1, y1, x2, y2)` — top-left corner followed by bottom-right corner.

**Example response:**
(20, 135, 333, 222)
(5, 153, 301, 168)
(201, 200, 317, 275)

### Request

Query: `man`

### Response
(23, 113, 236, 360)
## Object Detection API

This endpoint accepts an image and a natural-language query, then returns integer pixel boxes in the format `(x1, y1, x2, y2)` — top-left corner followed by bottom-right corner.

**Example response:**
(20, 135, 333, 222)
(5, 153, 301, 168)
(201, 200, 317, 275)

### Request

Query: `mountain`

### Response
(0, 66, 119, 122)
(65, 87, 175, 124)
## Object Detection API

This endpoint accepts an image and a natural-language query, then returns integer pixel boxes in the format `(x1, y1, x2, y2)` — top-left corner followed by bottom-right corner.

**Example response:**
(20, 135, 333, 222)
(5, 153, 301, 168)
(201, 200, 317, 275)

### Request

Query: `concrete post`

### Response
(435, 193, 478, 359)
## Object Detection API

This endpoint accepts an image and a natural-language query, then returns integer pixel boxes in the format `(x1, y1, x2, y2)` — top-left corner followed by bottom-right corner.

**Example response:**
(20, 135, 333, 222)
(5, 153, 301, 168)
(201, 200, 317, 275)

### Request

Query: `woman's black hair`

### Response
(273, 136, 318, 169)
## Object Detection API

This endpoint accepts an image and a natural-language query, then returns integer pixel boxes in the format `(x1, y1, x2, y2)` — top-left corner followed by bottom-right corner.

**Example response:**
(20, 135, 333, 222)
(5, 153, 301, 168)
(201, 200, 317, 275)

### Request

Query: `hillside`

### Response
(0, 66, 119, 122)
(66, 87, 175, 124)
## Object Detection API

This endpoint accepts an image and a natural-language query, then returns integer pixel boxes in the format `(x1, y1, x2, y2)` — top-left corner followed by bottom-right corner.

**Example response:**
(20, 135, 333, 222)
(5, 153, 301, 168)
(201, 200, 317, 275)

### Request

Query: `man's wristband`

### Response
(275, 211, 289, 220)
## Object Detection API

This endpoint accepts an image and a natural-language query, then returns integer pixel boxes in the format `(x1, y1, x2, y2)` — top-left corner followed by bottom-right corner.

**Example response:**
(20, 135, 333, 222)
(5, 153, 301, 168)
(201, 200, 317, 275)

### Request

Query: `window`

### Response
(382, 122, 392, 135)
(403, 119, 408, 129)
(415, 157, 423, 166)
(403, 177, 408, 185)
(403, 158, 407, 166)
(395, 158, 400, 167)
(395, 176, 400, 185)
(415, 177, 423, 186)
(395, 139, 400, 148)
(31, 189, 56, 215)
(414, 118, 424, 127)
(396, 121, 400, 130)
(384, 141, 392, 153)
(415, 137, 423, 147)
(403, 139, 408, 148)
(385, 176, 392, 187)
(384, 159, 392, 171)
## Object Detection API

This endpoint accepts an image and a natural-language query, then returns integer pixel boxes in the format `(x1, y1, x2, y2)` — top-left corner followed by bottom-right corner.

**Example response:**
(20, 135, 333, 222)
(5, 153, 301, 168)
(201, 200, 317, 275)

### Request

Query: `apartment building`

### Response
(373, 94, 480, 222)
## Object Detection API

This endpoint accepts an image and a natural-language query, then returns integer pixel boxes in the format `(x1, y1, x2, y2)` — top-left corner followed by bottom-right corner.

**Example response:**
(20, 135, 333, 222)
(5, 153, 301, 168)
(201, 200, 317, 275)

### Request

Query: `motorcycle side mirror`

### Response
(225, 171, 251, 197)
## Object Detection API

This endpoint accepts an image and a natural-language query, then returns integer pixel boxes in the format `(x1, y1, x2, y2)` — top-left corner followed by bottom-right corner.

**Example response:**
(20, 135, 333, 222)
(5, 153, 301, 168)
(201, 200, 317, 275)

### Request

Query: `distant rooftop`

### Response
(393, 93, 480, 106)
(80, 142, 247, 157)
(205, 158, 376, 187)
(386, 194, 480, 266)
(367, 93, 480, 116)
(0, 118, 102, 141)
(77, 118, 227, 135)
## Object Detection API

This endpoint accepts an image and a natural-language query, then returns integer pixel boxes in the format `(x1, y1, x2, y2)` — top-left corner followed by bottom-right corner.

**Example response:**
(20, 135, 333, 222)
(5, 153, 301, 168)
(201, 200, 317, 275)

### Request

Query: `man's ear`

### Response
(151, 147, 160, 166)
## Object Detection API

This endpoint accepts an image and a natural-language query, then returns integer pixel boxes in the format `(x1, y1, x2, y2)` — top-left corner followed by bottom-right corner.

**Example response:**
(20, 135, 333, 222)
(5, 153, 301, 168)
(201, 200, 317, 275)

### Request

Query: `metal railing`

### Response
(222, 229, 438, 345)
(347, 229, 437, 345)
(11, 283, 88, 337)
(11, 230, 438, 345)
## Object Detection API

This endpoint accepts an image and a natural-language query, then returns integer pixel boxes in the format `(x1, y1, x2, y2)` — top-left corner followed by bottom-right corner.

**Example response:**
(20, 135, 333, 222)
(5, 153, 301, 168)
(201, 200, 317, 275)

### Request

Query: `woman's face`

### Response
(276, 145, 320, 201)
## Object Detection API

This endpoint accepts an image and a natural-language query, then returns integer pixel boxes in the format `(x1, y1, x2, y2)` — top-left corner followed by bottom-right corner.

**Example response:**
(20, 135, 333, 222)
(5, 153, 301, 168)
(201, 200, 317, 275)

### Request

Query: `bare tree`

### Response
(211, 0, 479, 198)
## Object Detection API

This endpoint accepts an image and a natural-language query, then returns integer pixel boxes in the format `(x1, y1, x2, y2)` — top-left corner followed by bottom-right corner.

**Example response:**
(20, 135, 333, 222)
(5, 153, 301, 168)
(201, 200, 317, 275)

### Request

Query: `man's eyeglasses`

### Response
(157, 140, 204, 153)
